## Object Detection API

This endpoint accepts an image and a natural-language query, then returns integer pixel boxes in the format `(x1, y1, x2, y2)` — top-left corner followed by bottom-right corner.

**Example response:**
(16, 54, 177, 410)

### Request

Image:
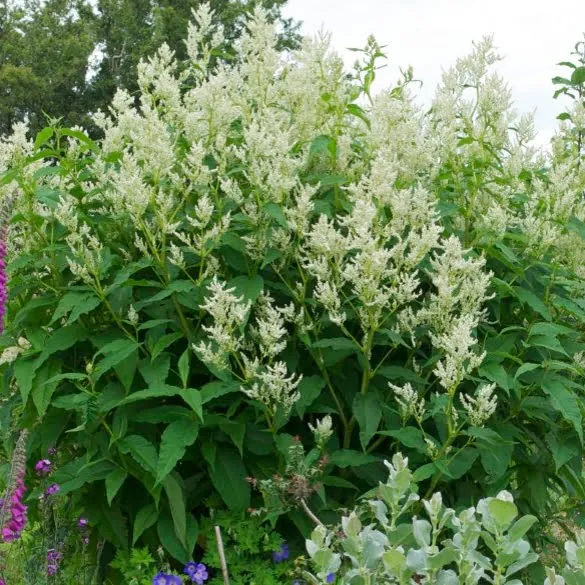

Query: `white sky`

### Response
(283, 0, 585, 145)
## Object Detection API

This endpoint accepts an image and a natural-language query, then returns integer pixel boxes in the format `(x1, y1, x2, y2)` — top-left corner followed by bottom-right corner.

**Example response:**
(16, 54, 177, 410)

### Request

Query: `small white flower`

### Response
(460, 383, 498, 427)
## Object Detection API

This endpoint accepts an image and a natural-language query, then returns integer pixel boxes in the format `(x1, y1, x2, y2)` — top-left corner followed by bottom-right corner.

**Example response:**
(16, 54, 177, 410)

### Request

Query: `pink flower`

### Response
(0, 431, 28, 543)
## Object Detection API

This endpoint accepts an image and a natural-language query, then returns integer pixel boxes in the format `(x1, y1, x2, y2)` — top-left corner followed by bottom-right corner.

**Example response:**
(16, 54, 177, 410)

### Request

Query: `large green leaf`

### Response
(295, 376, 326, 418)
(133, 503, 159, 545)
(353, 392, 381, 451)
(209, 447, 250, 511)
(14, 356, 38, 405)
(92, 339, 141, 381)
(106, 468, 128, 505)
(181, 388, 203, 420)
(156, 420, 199, 485)
(163, 475, 188, 549)
(51, 290, 101, 325)
(330, 450, 378, 468)
(381, 427, 427, 454)
(119, 385, 181, 406)
(32, 360, 62, 417)
(117, 435, 158, 476)
(542, 376, 583, 444)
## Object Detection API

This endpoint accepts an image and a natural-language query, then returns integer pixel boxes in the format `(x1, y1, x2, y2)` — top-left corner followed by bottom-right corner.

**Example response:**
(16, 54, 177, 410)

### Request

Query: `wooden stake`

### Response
(215, 525, 230, 585)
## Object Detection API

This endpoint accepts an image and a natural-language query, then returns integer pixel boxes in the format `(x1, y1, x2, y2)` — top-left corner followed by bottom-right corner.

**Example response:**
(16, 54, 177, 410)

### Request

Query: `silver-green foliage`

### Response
(304, 454, 585, 585)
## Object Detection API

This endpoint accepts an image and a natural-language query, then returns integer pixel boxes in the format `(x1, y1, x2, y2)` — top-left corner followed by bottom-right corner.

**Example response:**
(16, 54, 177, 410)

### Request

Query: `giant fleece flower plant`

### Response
(1, 1, 585, 565)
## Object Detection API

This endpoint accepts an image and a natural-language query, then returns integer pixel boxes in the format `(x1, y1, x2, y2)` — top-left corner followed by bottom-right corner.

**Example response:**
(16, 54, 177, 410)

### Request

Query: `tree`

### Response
(0, 0, 300, 136)
(0, 0, 97, 135)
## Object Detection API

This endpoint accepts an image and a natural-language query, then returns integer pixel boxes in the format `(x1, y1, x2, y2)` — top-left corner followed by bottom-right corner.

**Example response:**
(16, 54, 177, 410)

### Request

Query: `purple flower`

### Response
(45, 483, 60, 496)
(185, 562, 208, 584)
(35, 459, 52, 476)
(272, 543, 290, 563)
(78, 517, 88, 528)
(326, 574, 335, 583)
(152, 574, 181, 585)
(46, 548, 63, 576)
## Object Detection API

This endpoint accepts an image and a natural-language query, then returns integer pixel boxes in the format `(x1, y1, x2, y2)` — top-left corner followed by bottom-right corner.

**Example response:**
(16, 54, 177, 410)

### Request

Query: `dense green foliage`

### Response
(2, 7, 585, 583)
(0, 0, 299, 135)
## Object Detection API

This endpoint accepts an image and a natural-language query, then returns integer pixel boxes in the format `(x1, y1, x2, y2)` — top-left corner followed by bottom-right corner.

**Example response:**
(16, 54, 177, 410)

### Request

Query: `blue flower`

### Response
(185, 562, 208, 584)
(152, 573, 182, 585)
(326, 574, 335, 583)
(184, 562, 198, 576)
(272, 543, 290, 563)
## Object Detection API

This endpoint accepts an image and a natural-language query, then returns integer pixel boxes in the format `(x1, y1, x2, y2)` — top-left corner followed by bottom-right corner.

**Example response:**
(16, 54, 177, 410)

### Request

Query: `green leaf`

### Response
(546, 431, 580, 471)
(330, 450, 378, 468)
(118, 435, 158, 476)
(133, 504, 159, 545)
(181, 388, 203, 420)
(571, 66, 585, 84)
(157, 510, 189, 564)
(178, 349, 190, 388)
(508, 515, 538, 543)
(412, 463, 437, 482)
(106, 468, 127, 506)
(542, 376, 583, 444)
(312, 338, 358, 351)
(200, 380, 240, 404)
(93, 339, 141, 381)
(151, 332, 183, 361)
(133, 406, 192, 424)
(156, 420, 199, 485)
(478, 361, 509, 393)
(346, 103, 370, 127)
(34, 127, 54, 149)
(119, 385, 181, 406)
(380, 427, 427, 454)
(475, 431, 514, 480)
(515, 363, 540, 379)
(437, 448, 478, 479)
(139, 355, 170, 387)
(529, 322, 573, 338)
(513, 286, 551, 321)
(295, 376, 326, 418)
(219, 420, 246, 457)
(32, 360, 62, 417)
(14, 356, 38, 405)
(209, 447, 250, 511)
(58, 459, 115, 495)
(51, 291, 100, 325)
(229, 275, 263, 306)
(38, 324, 87, 367)
(135, 280, 195, 309)
(527, 334, 567, 355)
(163, 474, 188, 548)
(488, 498, 518, 527)
(505, 553, 539, 577)
(353, 393, 381, 450)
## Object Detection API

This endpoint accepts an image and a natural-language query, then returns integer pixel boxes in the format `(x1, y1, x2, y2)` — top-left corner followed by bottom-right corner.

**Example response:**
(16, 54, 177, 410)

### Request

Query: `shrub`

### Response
(302, 453, 585, 585)
(1, 2, 585, 573)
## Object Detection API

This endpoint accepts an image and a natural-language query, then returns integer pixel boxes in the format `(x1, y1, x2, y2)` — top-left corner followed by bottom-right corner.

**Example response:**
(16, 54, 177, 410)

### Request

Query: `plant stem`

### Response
(300, 498, 324, 527)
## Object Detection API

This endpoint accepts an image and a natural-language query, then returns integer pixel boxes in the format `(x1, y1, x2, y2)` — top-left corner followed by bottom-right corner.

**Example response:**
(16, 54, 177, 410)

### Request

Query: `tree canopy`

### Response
(0, 0, 300, 135)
